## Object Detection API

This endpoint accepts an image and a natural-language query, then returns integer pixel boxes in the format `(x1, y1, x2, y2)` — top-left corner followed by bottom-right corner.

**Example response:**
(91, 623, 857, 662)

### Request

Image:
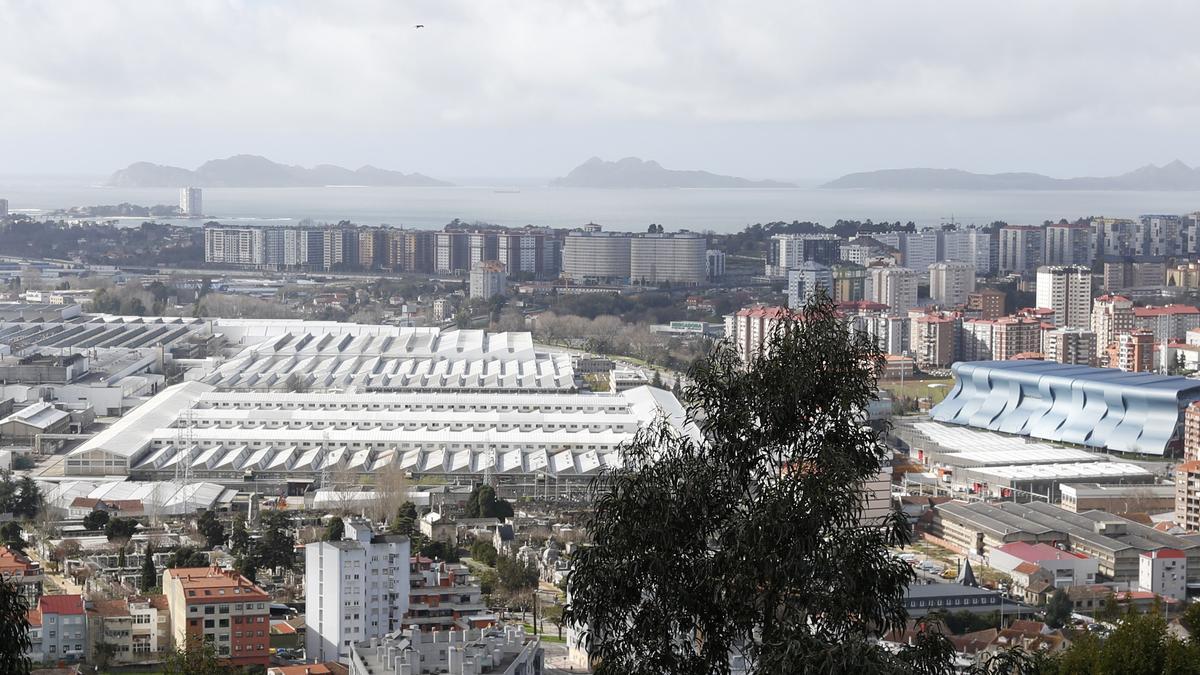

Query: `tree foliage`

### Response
(471, 540, 498, 566)
(229, 514, 249, 556)
(325, 517, 345, 541)
(0, 579, 30, 674)
(104, 516, 139, 542)
(82, 509, 111, 531)
(465, 486, 514, 519)
(196, 511, 226, 550)
(162, 636, 225, 675)
(390, 501, 418, 536)
(165, 545, 209, 569)
(141, 543, 158, 592)
(497, 552, 539, 596)
(0, 474, 41, 520)
(565, 289, 932, 674)
(1045, 588, 1072, 629)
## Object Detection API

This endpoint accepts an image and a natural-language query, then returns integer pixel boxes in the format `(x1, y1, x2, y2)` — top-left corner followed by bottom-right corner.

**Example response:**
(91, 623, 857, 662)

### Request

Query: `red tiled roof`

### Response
(1142, 548, 1186, 559)
(39, 594, 85, 616)
(1096, 294, 1132, 303)
(1134, 305, 1200, 317)
(26, 607, 41, 627)
(1012, 562, 1040, 575)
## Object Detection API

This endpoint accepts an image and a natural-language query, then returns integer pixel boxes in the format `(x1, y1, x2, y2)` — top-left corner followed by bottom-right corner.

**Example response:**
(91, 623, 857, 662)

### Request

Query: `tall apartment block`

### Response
(928, 261, 976, 307)
(305, 519, 411, 663)
(179, 187, 203, 217)
(998, 226, 1045, 276)
(1035, 265, 1092, 329)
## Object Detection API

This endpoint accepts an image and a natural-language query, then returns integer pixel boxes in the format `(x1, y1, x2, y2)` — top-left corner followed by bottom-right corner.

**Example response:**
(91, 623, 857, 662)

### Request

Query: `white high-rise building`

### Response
(179, 187, 202, 217)
(0, 198, 9, 218)
(941, 229, 996, 275)
(786, 261, 833, 308)
(1044, 224, 1093, 267)
(1036, 265, 1093, 329)
(866, 266, 919, 315)
(469, 260, 507, 299)
(928, 261, 976, 307)
(305, 518, 411, 663)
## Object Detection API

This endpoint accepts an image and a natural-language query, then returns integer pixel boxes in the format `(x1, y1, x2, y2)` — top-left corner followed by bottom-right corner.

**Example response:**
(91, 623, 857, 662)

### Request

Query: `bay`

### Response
(3, 179, 1200, 234)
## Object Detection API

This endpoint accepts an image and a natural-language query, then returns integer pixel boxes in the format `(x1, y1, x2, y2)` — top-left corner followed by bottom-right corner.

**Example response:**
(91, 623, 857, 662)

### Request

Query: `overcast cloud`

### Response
(2, 0, 1200, 180)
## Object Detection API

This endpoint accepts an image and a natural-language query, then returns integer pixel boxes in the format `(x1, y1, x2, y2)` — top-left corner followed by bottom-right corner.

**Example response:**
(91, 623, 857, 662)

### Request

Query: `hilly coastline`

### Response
(822, 160, 1200, 191)
(107, 155, 453, 188)
(552, 157, 795, 188)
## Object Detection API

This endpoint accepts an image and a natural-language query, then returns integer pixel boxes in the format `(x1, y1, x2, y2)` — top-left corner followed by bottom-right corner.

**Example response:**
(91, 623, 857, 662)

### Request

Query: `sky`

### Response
(3, 0, 1200, 181)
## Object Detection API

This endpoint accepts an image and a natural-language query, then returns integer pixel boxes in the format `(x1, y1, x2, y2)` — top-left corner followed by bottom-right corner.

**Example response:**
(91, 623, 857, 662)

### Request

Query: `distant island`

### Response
(107, 154, 453, 188)
(552, 157, 795, 188)
(822, 160, 1200, 191)
(52, 203, 182, 218)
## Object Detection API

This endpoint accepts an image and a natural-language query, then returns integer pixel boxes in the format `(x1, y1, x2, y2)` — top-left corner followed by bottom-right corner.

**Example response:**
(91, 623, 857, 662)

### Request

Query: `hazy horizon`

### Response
(5, 2, 1200, 181)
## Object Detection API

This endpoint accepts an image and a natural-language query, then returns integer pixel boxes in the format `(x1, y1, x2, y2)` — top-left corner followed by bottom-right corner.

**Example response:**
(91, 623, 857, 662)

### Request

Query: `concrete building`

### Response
(629, 233, 706, 285)
(928, 261, 976, 307)
(1112, 330, 1155, 373)
(705, 249, 726, 280)
(87, 595, 169, 667)
(989, 542, 1098, 588)
(0, 198, 8, 218)
(1035, 265, 1092, 329)
(1044, 223, 1093, 267)
(832, 264, 868, 303)
(867, 266, 918, 314)
(205, 226, 266, 266)
(1093, 218, 1139, 258)
(1060, 482, 1175, 514)
(932, 360, 1200, 455)
(1187, 401, 1200, 462)
(999, 226, 1045, 276)
(900, 231, 941, 276)
(725, 306, 795, 362)
(469, 261, 507, 300)
(786, 261, 833, 308)
(1167, 262, 1200, 289)
(1133, 305, 1200, 342)
(28, 595, 87, 665)
(767, 233, 841, 277)
(1176, 460, 1200, 531)
(609, 367, 651, 392)
(561, 232, 631, 281)
(358, 228, 387, 271)
(348, 625, 542, 675)
(1138, 549, 1186, 601)
(1091, 295, 1135, 360)
(967, 289, 1006, 320)
(162, 566, 270, 668)
(179, 188, 202, 217)
(912, 314, 959, 369)
(0, 545, 42, 604)
(1042, 328, 1096, 366)
(0, 401, 71, 444)
(929, 500, 1200, 583)
(305, 519, 412, 663)
(1138, 214, 1183, 258)
(941, 228, 996, 275)
(407, 558, 489, 631)
(991, 316, 1043, 360)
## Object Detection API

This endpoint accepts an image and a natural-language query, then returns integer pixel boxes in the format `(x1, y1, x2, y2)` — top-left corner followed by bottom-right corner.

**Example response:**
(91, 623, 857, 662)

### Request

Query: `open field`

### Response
(880, 377, 954, 404)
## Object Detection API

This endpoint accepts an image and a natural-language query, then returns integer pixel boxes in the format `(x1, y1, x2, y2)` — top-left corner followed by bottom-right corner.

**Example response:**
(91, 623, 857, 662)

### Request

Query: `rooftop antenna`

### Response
(174, 407, 196, 514)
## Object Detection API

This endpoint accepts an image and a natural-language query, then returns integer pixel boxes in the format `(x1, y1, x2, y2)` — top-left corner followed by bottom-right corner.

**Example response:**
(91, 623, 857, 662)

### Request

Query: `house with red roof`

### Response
(1139, 548, 1187, 601)
(990, 542, 1098, 590)
(27, 594, 86, 664)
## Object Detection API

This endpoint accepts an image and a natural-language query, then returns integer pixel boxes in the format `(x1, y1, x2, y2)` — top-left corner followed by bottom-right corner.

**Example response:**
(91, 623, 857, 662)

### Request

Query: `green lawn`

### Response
(880, 378, 954, 403)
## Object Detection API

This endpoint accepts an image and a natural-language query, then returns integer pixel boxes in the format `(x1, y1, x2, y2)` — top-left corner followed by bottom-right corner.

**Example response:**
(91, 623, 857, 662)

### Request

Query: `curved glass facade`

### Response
(931, 360, 1200, 456)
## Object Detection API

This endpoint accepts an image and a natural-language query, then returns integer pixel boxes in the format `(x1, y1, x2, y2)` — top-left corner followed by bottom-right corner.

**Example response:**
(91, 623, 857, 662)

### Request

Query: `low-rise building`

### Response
(1060, 482, 1176, 514)
(27, 594, 87, 665)
(162, 566, 270, 668)
(348, 625, 542, 675)
(1139, 548, 1187, 601)
(87, 595, 170, 666)
(0, 544, 43, 605)
(406, 558, 489, 631)
(988, 542, 1098, 589)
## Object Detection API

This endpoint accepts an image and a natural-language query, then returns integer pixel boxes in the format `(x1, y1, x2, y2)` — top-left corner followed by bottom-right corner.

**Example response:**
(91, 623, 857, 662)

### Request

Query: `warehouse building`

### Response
(928, 500, 1200, 584)
(64, 382, 691, 495)
(896, 421, 1153, 502)
(201, 328, 576, 393)
(931, 360, 1200, 455)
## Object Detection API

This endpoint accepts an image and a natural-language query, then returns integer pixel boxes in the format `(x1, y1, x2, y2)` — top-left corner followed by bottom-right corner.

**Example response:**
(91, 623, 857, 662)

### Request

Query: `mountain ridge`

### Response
(551, 157, 795, 188)
(107, 155, 453, 187)
(822, 161, 1200, 190)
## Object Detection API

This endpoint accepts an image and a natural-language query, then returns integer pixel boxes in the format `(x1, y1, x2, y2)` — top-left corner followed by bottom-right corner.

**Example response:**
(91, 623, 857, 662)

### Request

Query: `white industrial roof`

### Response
(968, 462, 1152, 481)
(69, 381, 215, 460)
(202, 329, 575, 392)
(41, 478, 235, 515)
(0, 401, 70, 430)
